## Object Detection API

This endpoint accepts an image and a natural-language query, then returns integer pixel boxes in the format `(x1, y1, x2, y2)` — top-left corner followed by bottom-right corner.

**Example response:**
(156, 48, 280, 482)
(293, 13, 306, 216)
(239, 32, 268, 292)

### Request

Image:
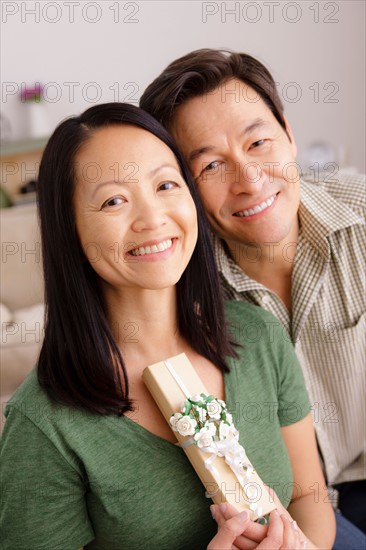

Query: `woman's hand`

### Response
(208, 503, 307, 550)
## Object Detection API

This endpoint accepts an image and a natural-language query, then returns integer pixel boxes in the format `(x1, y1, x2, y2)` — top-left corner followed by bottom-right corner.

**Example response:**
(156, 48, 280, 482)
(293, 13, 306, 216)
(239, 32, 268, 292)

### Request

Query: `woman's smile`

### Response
(128, 237, 176, 258)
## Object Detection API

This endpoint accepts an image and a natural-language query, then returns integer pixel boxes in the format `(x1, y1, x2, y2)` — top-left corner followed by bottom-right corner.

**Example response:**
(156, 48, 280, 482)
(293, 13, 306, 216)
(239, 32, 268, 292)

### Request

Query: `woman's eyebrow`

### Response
(89, 163, 180, 199)
(148, 163, 180, 177)
(90, 180, 122, 199)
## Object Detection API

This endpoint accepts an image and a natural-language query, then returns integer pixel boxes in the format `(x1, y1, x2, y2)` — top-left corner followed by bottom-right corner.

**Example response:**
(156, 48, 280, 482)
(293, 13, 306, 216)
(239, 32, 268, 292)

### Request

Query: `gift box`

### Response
(142, 353, 276, 520)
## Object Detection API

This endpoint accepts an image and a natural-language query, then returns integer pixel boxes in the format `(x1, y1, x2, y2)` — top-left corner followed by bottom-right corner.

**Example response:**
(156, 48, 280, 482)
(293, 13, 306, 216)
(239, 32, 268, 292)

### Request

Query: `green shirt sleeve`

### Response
(0, 405, 94, 550)
(226, 301, 311, 427)
(262, 309, 311, 427)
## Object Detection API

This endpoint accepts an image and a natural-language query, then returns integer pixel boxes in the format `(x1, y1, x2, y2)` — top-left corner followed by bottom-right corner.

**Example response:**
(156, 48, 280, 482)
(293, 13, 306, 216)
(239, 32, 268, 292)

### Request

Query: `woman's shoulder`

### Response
(224, 300, 295, 372)
(2, 367, 109, 471)
(6, 367, 47, 411)
(224, 299, 282, 327)
(4, 367, 89, 435)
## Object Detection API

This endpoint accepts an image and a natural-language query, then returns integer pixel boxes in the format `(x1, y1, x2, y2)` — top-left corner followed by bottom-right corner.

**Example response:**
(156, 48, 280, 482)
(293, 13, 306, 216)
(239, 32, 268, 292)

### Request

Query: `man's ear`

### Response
(284, 116, 298, 158)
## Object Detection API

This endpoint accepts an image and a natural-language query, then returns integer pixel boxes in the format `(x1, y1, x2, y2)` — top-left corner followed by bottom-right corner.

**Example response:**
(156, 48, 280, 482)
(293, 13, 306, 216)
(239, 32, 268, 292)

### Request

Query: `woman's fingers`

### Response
(207, 510, 250, 550)
(263, 487, 308, 549)
(216, 503, 268, 542)
(255, 510, 284, 549)
(208, 507, 306, 550)
(255, 511, 305, 550)
(279, 514, 299, 550)
(210, 504, 269, 550)
(211, 495, 307, 550)
(281, 516, 308, 550)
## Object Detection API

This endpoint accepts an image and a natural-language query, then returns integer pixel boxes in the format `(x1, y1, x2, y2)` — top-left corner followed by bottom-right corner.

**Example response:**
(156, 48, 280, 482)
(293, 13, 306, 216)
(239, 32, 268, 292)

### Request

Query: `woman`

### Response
(0, 104, 335, 549)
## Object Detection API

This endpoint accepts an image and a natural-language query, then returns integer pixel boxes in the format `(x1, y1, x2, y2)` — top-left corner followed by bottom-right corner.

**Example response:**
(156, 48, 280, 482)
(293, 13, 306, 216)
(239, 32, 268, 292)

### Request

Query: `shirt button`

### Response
(262, 295, 271, 305)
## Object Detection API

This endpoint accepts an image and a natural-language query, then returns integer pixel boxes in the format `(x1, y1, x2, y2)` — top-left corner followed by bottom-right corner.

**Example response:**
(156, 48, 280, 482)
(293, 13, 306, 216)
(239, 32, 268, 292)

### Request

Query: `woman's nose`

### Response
(131, 198, 168, 233)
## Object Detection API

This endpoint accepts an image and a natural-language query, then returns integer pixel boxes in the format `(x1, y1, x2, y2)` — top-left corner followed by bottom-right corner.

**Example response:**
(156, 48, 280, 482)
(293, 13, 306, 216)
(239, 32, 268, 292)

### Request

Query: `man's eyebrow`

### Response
(189, 146, 215, 162)
(188, 118, 269, 162)
(240, 118, 269, 138)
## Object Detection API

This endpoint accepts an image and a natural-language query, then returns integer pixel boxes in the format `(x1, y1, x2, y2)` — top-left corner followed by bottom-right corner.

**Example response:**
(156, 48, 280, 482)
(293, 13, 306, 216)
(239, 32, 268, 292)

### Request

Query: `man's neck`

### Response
(225, 222, 299, 312)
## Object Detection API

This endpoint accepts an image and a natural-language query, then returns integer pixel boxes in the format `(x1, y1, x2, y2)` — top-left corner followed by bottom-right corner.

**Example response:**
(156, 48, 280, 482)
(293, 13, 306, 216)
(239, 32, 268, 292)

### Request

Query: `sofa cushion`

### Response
(1, 302, 44, 398)
(0, 203, 44, 311)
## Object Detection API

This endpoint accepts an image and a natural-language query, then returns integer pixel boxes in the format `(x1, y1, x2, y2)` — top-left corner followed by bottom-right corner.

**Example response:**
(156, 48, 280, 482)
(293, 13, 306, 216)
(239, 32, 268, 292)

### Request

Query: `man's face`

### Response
(170, 78, 300, 253)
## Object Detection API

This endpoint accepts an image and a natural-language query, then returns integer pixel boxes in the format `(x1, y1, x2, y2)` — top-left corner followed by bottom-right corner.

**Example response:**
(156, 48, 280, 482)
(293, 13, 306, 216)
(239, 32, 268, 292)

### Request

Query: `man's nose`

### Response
(227, 159, 266, 195)
(131, 197, 168, 233)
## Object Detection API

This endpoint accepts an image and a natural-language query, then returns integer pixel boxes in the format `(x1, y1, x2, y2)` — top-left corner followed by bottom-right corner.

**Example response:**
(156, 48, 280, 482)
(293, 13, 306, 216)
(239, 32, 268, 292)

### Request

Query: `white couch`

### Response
(1, 203, 44, 426)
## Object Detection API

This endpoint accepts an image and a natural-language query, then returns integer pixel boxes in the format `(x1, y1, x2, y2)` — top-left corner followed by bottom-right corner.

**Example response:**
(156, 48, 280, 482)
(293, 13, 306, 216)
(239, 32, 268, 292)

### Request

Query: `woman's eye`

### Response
(158, 181, 178, 191)
(101, 196, 125, 209)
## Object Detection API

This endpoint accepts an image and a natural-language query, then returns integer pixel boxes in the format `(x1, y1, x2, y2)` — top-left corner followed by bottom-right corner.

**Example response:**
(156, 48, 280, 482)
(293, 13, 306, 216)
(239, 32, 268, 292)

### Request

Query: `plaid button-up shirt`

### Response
(214, 173, 365, 485)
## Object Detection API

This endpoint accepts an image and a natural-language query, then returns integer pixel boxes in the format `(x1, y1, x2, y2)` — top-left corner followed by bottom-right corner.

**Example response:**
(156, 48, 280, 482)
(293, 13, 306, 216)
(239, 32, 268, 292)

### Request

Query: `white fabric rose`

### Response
(206, 400, 222, 420)
(205, 421, 217, 436)
(176, 416, 197, 436)
(170, 412, 183, 432)
(219, 422, 231, 440)
(196, 406, 207, 423)
(191, 394, 202, 403)
(194, 427, 215, 448)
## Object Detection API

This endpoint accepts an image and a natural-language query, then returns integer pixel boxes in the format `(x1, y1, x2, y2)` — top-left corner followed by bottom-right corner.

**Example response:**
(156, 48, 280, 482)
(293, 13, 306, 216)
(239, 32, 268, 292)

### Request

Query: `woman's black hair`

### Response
(37, 102, 235, 415)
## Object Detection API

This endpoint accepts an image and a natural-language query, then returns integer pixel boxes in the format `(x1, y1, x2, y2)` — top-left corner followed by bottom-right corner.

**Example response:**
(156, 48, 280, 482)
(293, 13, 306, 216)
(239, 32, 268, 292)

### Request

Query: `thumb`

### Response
(207, 511, 249, 550)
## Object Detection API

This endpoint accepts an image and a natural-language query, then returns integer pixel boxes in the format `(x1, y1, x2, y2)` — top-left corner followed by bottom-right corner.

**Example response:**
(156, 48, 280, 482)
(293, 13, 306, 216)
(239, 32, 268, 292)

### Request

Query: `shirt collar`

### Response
(213, 233, 263, 293)
(213, 177, 363, 291)
(299, 180, 363, 256)
(299, 178, 362, 244)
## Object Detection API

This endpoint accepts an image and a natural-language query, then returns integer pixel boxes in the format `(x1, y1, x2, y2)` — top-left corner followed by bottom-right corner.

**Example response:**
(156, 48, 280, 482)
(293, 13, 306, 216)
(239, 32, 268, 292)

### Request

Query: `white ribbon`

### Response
(163, 361, 264, 517)
(185, 435, 263, 517)
(164, 360, 192, 398)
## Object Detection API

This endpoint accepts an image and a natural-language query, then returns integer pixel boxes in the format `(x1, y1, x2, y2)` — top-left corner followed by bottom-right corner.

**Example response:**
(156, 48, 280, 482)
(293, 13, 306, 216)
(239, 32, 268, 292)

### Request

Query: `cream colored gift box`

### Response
(142, 353, 276, 521)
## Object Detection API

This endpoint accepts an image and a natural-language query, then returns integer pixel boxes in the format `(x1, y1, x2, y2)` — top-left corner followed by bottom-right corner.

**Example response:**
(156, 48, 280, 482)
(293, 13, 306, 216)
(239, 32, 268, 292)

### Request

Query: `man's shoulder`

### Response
(301, 172, 365, 215)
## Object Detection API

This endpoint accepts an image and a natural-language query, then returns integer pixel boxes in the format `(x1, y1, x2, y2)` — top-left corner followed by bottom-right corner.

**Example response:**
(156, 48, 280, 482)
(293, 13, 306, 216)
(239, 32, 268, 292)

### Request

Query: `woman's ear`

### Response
(284, 116, 298, 158)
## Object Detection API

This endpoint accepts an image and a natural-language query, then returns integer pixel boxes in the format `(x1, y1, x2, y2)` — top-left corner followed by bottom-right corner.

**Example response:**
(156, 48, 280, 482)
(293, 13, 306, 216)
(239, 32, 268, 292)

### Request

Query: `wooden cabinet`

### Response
(0, 137, 48, 203)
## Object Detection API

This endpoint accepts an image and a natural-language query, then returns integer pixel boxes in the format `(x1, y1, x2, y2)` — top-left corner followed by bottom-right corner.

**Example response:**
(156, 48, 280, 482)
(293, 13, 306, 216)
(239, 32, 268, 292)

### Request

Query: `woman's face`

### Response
(73, 125, 198, 293)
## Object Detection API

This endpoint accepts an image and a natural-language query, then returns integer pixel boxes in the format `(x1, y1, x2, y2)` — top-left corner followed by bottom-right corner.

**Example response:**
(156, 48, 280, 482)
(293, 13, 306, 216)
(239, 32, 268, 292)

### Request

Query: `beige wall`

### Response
(1, 0, 365, 172)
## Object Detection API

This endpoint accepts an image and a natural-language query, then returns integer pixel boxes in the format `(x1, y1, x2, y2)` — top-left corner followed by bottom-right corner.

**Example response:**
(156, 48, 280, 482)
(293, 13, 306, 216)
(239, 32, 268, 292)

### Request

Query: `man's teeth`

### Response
(235, 195, 276, 217)
(130, 239, 173, 256)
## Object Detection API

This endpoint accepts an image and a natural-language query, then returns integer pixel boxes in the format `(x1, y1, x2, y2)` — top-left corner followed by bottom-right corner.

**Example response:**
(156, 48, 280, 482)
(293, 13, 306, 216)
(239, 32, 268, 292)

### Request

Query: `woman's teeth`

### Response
(235, 195, 276, 217)
(130, 238, 173, 256)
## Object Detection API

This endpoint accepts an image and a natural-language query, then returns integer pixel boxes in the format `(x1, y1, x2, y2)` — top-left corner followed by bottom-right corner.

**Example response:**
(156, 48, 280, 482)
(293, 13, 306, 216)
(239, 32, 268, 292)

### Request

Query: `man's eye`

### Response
(101, 196, 125, 209)
(158, 181, 178, 191)
(250, 139, 266, 149)
(203, 161, 220, 172)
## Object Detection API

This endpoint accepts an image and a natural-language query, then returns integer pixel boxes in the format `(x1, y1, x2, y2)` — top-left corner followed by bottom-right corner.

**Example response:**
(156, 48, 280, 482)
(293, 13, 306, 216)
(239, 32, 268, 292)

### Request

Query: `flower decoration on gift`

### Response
(170, 393, 261, 516)
(170, 393, 238, 448)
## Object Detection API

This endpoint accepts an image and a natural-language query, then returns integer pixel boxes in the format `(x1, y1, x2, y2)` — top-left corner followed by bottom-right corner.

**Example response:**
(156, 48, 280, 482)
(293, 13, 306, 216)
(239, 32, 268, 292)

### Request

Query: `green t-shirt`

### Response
(0, 302, 310, 550)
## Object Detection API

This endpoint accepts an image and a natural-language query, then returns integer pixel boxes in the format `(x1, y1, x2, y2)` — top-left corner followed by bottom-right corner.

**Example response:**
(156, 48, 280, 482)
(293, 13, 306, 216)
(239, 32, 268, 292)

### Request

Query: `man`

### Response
(140, 49, 366, 536)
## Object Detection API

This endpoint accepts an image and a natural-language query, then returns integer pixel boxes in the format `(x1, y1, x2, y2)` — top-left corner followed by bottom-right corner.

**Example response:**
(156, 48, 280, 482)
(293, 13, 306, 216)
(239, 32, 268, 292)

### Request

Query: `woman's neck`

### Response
(103, 285, 186, 370)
